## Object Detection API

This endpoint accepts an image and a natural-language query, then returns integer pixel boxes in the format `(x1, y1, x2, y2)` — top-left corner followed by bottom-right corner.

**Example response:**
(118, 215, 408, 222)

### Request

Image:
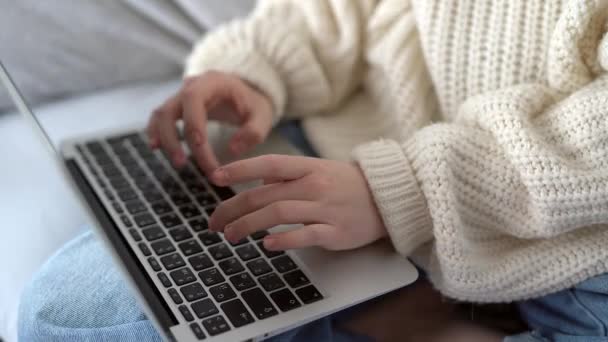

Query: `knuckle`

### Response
(247, 129, 264, 145)
(241, 191, 258, 209)
(264, 154, 282, 172)
(271, 202, 289, 222)
(309, 174, 332, 192)
(307, 227, 324, 245)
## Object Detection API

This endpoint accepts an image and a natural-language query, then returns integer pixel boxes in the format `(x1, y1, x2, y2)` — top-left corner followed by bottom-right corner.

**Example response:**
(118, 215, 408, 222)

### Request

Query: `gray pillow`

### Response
(0, 0, 255, 111)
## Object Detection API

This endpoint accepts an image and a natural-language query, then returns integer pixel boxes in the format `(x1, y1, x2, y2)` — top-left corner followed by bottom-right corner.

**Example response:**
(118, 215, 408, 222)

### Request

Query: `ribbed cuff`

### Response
(353, 139, 434, 256)
(184, 29, 286, 124)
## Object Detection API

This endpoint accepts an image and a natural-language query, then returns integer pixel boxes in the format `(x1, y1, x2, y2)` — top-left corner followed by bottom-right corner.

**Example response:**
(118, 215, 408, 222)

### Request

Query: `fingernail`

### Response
(224, 225, 233, 239)
(213, 168, 227, 183)
(173, 152, 185, 167)
(148, 136, 158, 148)
(264, 237, 276, 250)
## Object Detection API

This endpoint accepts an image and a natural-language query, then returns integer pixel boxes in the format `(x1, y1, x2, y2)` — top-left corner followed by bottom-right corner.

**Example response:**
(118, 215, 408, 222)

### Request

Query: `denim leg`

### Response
(19, 230, 373, 342)
(505, 273, 608, 342)
(18, 231, 162, 342)
(277, 120, 319, 157)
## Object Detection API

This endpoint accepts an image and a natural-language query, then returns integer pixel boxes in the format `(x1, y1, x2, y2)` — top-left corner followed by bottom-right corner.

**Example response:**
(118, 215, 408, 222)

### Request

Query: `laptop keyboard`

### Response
(78, 132, 323, 340)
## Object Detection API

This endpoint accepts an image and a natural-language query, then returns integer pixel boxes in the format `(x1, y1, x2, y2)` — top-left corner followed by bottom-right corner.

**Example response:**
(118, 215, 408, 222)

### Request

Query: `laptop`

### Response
(1, 61, 417, 341)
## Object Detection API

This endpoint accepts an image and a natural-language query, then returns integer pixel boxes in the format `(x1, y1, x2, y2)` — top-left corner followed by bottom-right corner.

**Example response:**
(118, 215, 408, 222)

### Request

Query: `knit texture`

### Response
(185, 0, 608, 302)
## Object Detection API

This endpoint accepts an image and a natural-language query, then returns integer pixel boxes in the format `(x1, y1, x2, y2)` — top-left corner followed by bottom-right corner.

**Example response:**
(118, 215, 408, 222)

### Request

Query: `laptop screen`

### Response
(0, 60, 58, 156)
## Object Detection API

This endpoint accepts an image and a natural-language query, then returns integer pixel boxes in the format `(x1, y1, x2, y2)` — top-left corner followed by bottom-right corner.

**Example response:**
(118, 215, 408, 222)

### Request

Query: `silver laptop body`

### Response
(0, 61, 418, 342)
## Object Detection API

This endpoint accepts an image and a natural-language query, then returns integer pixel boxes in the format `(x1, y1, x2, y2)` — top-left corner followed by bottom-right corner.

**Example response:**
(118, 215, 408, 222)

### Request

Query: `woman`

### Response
(19, 1, 608, 341)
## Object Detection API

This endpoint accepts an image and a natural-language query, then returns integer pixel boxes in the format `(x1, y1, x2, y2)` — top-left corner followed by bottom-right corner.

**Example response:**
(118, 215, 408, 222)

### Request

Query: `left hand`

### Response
(208, 155, 388, 251)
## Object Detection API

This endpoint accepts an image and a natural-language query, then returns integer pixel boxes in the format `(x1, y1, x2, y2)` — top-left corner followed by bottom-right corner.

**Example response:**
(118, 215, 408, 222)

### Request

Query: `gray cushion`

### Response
(0, 0, 255, 111)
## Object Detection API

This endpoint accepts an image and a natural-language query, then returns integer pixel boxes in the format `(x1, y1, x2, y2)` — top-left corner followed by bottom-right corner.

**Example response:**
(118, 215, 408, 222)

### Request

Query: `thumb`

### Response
(229, 108, 273, 156)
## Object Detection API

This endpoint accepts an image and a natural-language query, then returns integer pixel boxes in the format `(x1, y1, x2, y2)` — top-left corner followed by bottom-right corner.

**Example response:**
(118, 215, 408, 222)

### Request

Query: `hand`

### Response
(147, 71, 274, 175)
(208, 155, 388, 251)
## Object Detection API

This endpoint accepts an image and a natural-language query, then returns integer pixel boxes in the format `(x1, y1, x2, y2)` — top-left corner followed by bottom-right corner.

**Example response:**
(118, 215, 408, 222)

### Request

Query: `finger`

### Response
(211, 155, 318, 186)
(263, 224, 335, 251)
(223, 200, 324, 243)
(182, 80, 222, 175)
(147, 108, 161, 149)
(156, 95, 186, 167)
(228, 108, 272, 156)
(209, 180, 316, 232)
(148, 94, 179, 149)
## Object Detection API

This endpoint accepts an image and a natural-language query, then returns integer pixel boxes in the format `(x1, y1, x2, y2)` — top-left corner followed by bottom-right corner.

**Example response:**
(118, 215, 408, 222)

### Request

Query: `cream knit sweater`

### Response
(184, 0, 608, 303)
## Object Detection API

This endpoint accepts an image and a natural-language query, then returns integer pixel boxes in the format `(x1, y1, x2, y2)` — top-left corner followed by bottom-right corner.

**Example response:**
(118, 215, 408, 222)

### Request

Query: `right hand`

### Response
(147, 71, 274, 176)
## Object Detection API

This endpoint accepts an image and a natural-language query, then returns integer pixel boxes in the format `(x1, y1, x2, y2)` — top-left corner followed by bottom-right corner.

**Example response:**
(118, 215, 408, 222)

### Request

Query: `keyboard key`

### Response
(104, 189, 116, 201)
(128, 228, 142, 242)
(170, 268, 197, 286)
(209, 243, 233, 261)
(102, 165, 122, 178)
(191, 298, 219, 319)
(125, 200, 147, 215)
(271, 255, 297, 273)
(142, 226, 166, 241)
(150, 239, 175, 256)
(138, 242, 151, 256)
(190, 323, 206, 340)
(180, 282, 207, 302)
(196, 193, 216, 207)
(158, 272, 172, 287)
(204, 206, 216, 216)
(241, 288, 278, 320)
(178, 168, 197, 182)
(199, 268, 224, 286)
(110, 176, 130, 190)
(218, 257, 244, 275)
(151, 201, 172, 215)
(112, 201, 124, 214)
(209, 283, 237, 302)
(168, 288, 183, 304)
(259, 273, 286, 292)
(247, 259, 272, 276)
(171, 193, 192, 206)
(221, 299, 255, 328)
(189, 217, 208, 232)
(178, 305, 195, 322)
(229, 273, 256, 291)
(134, 178, 155, 191)
(270, 288, 301, 312)
(179, 239, 203, 256)
(109, 177, 130, 190)
(251, 230, 269, 240)
(133, 213, 156, 228)
(235, 244, 260, 261)
(210, 184, 234, 201)
(179, 204, 201, 219)
(143, 190, 164, 202)
(188, 253, 213, 271)
(161, 179, 182, 194)
(202, 315, 230, 336)
(283, 270, 310, 288)
(118, 189, 138, 202)
(295, 285, 323, 304)
(148, 257, 161, 271)
(160, 213, 182, 228)
(257, 241, 284, 258)
(160, 253, 186, 270)
(168, 226, 193, 242)
(188, 183, 207, 195)
(229, 238, 248, 247)
(120, 215, 133, 227)
(198, 231, 222, 246)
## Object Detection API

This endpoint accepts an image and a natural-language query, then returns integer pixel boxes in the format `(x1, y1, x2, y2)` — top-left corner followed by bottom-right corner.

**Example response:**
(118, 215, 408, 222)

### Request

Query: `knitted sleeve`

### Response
(355, 77, 608, 256)
(184, 0, 378, 123)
